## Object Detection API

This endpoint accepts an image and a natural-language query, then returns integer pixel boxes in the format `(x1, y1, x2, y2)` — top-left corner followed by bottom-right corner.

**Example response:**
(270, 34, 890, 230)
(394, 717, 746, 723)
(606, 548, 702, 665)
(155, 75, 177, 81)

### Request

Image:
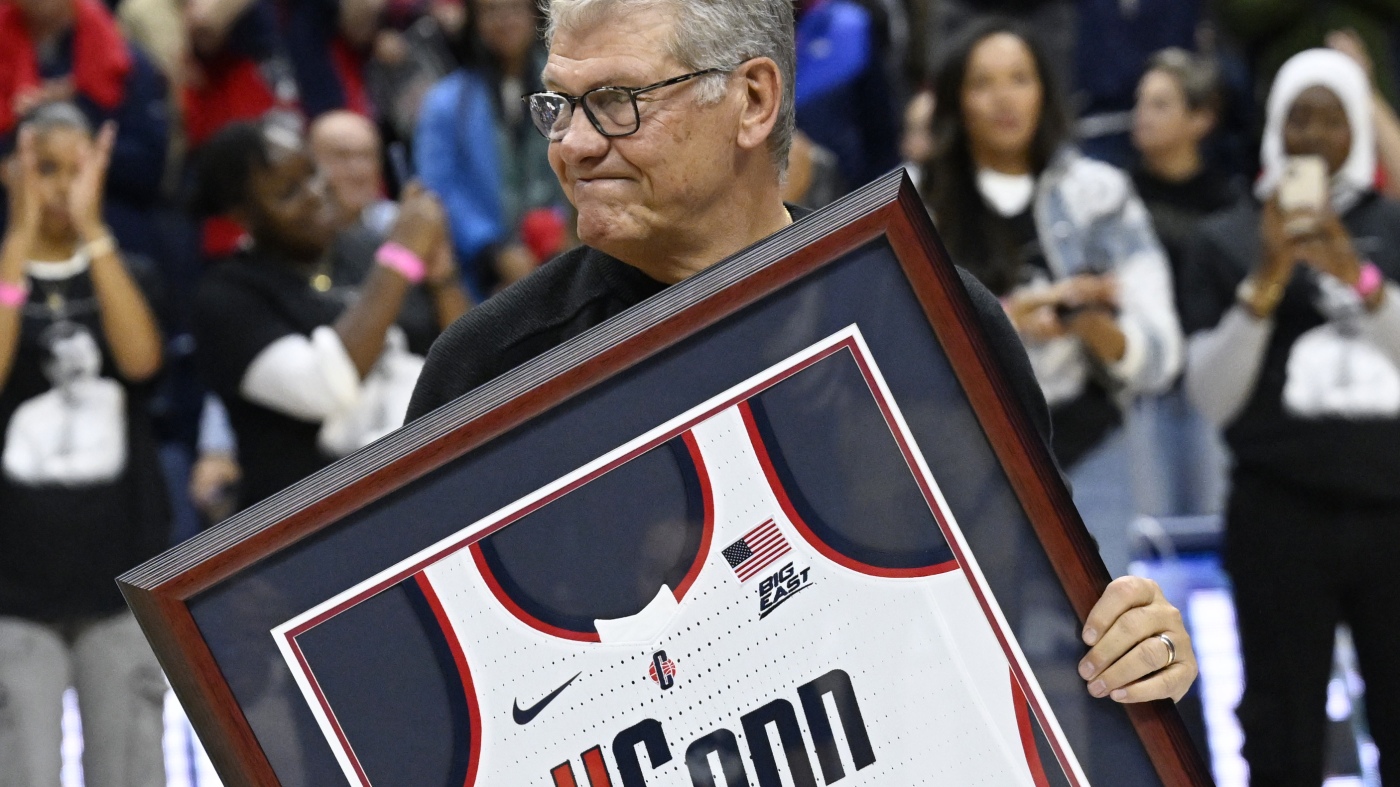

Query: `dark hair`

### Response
(188, 121, 272, 218)
(1145, 47, 1222, 115)
(455, 0, 547, 79)
(921, 18, 1069, 295)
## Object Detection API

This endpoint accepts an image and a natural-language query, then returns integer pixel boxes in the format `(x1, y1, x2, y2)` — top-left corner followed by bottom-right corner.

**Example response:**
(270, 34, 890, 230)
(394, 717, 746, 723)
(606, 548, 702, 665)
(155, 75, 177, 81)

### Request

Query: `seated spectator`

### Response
(310, 110, 398, 236)
(182, 0, 299, 150)
(1181, 48, 1400, 786)
(0, 103, 169, 787)
(793, 0, 900, 190)
(365, 0, 462, 146)
(182, 1, 301, 261)
(283, 0, 377, 119)
(1072, 0, 1201, 168)
(1126, 47, 1237, 517)
(922, 19, 1181, 578)
(416, 0, 569, 299)
(0, 0, 171, 264)
(190, 118, 467, 512)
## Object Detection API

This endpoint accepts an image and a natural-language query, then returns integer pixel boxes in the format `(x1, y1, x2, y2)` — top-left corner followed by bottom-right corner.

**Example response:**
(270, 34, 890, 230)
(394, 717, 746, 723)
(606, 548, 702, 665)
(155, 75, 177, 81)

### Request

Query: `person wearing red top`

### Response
(0, 0, 171, 264)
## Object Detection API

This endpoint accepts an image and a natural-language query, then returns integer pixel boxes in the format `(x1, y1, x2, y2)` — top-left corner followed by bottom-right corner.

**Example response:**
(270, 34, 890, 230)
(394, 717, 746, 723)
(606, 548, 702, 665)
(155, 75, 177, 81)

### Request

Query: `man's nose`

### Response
(556, 107, 609, 161)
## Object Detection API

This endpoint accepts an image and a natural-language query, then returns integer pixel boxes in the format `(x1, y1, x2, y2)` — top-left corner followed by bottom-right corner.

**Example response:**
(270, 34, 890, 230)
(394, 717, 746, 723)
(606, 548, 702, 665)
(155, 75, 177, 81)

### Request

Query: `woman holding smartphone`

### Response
(922, 19, 1182, 578)
(1181, 48, 1400, 785)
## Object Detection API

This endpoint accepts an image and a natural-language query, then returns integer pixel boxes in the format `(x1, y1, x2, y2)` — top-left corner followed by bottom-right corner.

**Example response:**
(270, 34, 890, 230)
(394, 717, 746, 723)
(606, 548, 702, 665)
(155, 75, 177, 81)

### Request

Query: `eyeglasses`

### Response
(524, 68, 730, 141)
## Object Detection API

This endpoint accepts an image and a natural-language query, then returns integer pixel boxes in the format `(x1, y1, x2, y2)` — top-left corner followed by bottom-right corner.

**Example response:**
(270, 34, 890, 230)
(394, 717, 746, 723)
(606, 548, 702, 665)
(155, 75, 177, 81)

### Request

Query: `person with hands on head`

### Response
(191, 117, 466, 515)
(921, 18, 1183, 579)
(0, 102, 170, 787)
(406, 0, 1196, 722)
(1182, 48, 1400, 786)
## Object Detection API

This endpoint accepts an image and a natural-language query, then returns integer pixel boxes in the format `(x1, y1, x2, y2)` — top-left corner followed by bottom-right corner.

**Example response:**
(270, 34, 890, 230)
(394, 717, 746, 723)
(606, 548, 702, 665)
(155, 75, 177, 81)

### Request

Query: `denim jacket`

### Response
(1022, 149, 1182, 407)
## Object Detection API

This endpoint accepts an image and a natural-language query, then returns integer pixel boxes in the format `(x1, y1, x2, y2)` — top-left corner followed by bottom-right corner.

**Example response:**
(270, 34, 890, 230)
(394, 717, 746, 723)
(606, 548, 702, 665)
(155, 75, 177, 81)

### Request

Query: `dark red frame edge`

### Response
(118, 171, 1212, 787)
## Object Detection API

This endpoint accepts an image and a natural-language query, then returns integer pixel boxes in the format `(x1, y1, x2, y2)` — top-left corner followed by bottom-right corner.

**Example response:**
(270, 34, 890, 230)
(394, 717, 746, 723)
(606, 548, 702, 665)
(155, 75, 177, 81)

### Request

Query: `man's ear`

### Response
(735, 57, 782, 154)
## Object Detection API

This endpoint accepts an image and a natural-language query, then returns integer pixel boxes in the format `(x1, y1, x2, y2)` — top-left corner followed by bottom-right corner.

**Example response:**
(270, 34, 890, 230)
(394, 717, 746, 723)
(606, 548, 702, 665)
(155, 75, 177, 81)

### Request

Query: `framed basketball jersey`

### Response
(121, 172, 1210, 786)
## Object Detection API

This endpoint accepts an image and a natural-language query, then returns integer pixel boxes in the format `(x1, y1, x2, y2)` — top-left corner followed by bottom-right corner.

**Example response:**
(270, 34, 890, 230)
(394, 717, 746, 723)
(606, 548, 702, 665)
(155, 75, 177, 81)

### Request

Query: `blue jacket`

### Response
(415, 70, 506, 300)
(794, 0, 899, 190)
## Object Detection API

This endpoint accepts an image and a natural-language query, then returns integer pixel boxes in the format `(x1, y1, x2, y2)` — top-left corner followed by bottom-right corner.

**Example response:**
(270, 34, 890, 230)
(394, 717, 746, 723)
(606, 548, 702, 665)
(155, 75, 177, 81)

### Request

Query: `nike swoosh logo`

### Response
(512, 672, 582, 725)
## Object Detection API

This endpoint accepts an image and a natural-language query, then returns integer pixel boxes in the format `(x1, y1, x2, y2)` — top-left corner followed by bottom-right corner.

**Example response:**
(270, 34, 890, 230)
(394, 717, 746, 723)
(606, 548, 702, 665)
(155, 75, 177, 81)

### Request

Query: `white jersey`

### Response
(276, 328, 1087, 787)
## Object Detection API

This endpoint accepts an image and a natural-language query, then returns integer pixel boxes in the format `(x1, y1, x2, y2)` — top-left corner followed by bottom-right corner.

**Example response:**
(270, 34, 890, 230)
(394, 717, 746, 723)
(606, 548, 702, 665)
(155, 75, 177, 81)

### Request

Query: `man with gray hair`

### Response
(408, 0, 1197, 716)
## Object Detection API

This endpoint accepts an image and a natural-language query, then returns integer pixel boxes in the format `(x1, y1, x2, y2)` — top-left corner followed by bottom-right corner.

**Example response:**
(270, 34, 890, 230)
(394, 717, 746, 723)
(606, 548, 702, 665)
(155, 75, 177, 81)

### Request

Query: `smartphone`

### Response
(1278, 155, 1327, 235)
(388, 141, 414, 192)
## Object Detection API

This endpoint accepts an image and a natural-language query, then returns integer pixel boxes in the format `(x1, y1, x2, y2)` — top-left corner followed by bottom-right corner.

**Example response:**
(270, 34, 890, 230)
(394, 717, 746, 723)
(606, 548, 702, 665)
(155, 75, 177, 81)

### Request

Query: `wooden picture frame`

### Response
(120, 171, 1212, 787)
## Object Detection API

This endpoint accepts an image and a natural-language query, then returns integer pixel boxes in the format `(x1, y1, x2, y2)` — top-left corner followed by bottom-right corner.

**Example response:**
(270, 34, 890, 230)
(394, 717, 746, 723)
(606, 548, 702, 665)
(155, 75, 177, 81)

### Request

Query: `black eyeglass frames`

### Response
(524, 67, 731, 141)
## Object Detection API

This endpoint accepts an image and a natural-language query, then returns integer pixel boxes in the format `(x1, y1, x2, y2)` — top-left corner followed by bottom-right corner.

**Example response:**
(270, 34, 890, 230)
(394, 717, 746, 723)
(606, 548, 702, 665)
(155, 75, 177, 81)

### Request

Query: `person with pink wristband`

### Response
(189, 117, 469, 516)
(0, 102, 170, 787)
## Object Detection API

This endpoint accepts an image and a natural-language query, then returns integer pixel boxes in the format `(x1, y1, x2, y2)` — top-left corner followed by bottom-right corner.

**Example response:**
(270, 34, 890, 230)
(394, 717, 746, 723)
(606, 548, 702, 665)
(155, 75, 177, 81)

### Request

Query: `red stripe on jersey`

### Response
(736, 543, 792, 581)
(739, 399, 957, 579)
(673, 430, 715, 600)
(470, 544, 601, 642)
(1011, 670, 1053, 787)
(582, 746, 613, 786)
(414, 572, 484, 787)
(550, 762, 578, 787)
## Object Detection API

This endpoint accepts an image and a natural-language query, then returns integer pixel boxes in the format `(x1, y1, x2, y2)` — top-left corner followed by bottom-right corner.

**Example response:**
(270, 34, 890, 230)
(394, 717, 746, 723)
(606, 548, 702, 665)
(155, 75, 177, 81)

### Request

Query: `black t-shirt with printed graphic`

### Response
(0, 255, 170, 621)
(1180, 192, 1400, 502)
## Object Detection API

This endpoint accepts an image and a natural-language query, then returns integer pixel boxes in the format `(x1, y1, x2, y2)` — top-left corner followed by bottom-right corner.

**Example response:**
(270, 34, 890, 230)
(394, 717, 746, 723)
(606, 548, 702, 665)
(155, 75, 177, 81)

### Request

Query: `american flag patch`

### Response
(722, 519, 791, 583)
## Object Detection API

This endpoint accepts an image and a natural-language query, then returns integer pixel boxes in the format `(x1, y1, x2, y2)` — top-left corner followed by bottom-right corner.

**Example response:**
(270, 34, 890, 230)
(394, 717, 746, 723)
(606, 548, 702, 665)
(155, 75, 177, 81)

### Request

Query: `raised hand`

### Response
(3, 127, 43, 241)
(1078, 576, 1198, 703)
(69, 122, 117, 242)
(389, 181, 447, 261)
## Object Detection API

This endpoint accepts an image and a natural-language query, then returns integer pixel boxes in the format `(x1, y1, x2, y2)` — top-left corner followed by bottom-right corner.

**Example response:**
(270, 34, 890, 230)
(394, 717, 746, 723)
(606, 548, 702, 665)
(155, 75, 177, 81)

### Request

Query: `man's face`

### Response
(309, 117, 382, 221)
(542, 7, 740, 271)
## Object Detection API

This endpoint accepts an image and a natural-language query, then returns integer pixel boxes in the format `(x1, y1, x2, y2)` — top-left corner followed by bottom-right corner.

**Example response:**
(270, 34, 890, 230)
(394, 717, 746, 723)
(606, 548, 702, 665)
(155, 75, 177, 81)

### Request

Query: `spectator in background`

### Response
(793, 0, 900, 190)
(1330, 28, 1400, 201)
(310, 110, 398, 237)
(0, 0, 171, 265)
(1216, 0, 1400, 107)
(283, 0, 379, 118)
(900, 87, 935, 191)
(365, 0, 463, 147)
(925, 0, 1075, 92)
(1181, 48, 1400, 786)
(923, 19, 1181, 578)
(416, 0, 569, 299)
(190, 119, 466, 512)
(1072, 0, 1202, 168)
(0, 104, 168, 787)
(1126, 47, 1237, 518)
(181, 0, 300, 261)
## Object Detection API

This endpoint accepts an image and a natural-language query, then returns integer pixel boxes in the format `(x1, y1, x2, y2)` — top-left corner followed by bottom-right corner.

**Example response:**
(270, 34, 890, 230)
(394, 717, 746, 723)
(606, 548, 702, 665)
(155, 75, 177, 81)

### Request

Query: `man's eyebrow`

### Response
(541, 71, 646, 92)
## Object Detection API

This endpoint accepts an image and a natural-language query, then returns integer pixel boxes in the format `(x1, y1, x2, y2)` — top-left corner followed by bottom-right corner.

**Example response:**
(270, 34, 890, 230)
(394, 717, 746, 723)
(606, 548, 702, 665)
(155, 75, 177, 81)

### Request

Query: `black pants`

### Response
(1225, 472, 1400, 786)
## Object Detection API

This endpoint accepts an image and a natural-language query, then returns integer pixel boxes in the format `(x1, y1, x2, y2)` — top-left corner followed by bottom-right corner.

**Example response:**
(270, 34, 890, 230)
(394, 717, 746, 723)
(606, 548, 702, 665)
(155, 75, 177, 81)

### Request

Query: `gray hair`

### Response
(18, 101, 93, 138)
(542, 0, 796, 172)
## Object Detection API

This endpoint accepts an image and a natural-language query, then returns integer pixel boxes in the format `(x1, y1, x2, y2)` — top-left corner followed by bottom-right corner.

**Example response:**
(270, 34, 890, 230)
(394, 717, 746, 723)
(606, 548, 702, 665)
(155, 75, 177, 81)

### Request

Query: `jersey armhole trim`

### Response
(738, 399, 958, 579)
(672, 429, 715, 599)
(469, 542, 603, 643)
(413, 572, 484, 787)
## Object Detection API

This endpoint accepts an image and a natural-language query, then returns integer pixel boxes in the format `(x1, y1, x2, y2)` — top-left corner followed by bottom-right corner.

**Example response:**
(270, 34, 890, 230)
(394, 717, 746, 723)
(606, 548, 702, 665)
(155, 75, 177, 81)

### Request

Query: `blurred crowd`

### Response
(3, 0, 1400, 784)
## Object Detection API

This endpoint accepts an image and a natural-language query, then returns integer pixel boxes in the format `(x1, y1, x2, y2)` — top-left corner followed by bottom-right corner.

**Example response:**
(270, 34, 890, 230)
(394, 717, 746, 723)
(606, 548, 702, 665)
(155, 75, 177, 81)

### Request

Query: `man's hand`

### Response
(1079, 576, 1198, 703)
